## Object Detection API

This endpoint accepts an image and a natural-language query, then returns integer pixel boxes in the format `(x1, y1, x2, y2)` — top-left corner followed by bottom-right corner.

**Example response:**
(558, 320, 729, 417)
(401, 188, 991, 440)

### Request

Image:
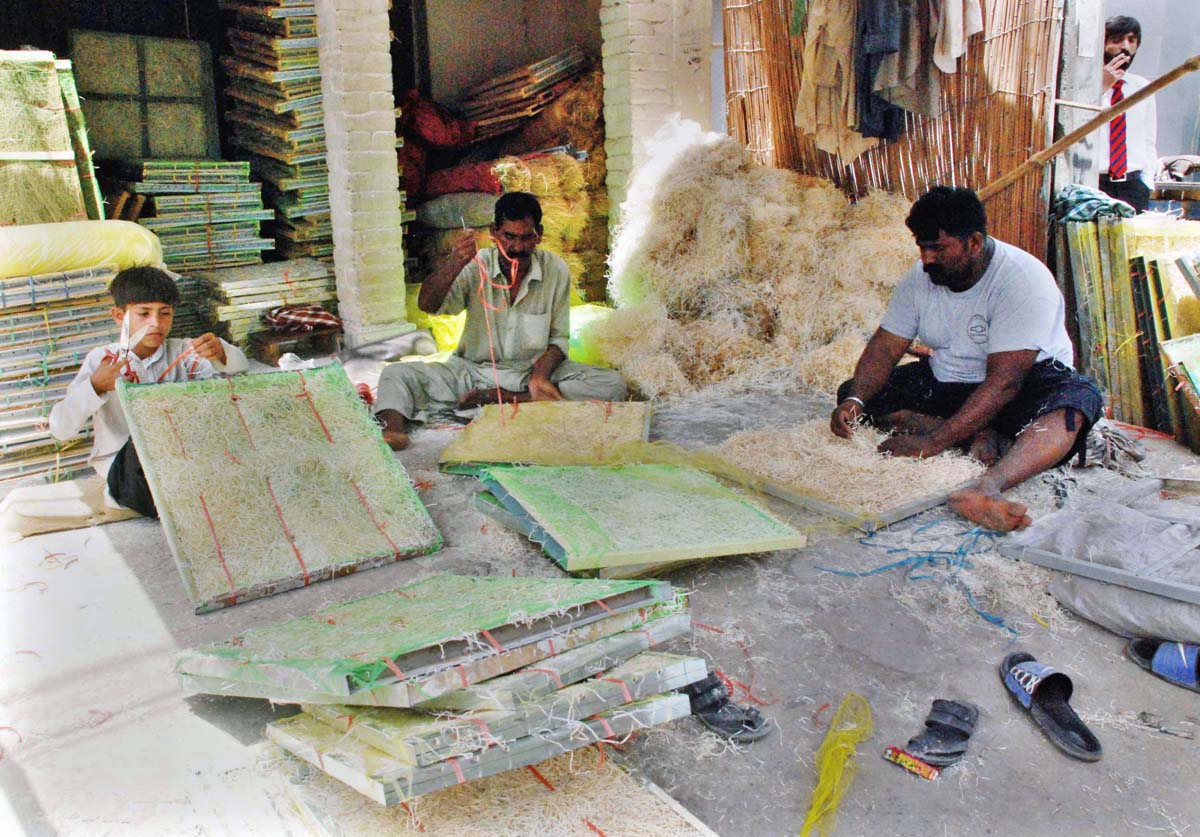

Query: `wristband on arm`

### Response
(841, 396, 866, 410)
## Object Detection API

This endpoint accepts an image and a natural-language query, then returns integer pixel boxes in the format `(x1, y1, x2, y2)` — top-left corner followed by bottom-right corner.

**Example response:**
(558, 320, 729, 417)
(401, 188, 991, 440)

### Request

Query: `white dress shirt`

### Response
(49, 336, 249, 479)
(1099, 72, 1158, 189)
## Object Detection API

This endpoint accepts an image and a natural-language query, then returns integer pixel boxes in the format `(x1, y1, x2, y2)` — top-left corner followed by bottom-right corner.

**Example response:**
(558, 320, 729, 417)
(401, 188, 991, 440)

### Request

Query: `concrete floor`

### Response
(2, 366, 1199, 836)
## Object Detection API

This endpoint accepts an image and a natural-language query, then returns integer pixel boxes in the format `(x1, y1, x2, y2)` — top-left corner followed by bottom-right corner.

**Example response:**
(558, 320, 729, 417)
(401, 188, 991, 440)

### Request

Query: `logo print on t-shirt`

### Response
(967, 314, 988, 345)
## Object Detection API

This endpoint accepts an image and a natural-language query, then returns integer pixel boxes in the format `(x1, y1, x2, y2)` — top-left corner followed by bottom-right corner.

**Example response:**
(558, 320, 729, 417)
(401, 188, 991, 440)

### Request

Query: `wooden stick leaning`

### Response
(978, 54, 1200, 202)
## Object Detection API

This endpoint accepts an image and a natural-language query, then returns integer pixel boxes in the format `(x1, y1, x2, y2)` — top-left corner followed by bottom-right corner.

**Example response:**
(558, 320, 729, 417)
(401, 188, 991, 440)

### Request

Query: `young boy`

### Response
(48, 266, 249, 517)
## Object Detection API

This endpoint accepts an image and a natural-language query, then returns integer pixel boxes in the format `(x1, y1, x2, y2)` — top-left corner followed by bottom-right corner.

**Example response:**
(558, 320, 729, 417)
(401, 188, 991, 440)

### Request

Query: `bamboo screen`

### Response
(724, 0, 1064, 257)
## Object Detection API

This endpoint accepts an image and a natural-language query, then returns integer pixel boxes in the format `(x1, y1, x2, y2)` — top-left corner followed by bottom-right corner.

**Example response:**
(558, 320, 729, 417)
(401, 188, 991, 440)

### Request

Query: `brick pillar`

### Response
(315, 0, 413, 348)
(599, 0, 712, 223)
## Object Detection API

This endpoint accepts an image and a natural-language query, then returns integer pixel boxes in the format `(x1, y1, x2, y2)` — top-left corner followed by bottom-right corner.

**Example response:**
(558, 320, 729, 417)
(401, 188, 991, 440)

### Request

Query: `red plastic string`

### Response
(447, 757, 466, 784)
(584, 820, 609, 837)
(381, 656, 407, 681)
(399, 802, 425, 832)
(349, 477, 402, 558)
(295, 372, 334, 443)
(524, 667, 564, 688)
(629, 628, 656, 647)
(157, 345, 197, 382)
(595, 741, 606, 767)
(335, 713, 355, 730)
(462, 716, 496, 745)
(479, 629, 506, 653)
(226, 379, 257, 449)
(693, 621, 725, 634)
(593, 598, 615, 615)
(198, 493, 236, 597)
(600, 677, 632, 703)
(456, 665, 470, 688)
(526, 765, 555, 791)
(266, 477, 310, 585)
(162, 408, 188, 458)
(594, 716, 615, 740)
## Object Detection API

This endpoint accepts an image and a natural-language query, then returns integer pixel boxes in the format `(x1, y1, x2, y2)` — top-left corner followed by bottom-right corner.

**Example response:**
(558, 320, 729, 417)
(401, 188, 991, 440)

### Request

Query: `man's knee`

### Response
(557, 366, 628, 402)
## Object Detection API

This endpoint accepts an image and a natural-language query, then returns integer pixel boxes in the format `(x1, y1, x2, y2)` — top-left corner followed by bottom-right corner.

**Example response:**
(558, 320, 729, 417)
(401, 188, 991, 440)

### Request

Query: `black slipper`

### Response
(682, 673, 772, 743)
(1000, 652, 1102, 762)
(905, 699, 979, 766)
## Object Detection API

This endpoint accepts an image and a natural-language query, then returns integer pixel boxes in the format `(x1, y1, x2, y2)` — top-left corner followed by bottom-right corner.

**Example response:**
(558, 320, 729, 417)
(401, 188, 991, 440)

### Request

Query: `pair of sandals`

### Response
(1000, 639, 1200, 763)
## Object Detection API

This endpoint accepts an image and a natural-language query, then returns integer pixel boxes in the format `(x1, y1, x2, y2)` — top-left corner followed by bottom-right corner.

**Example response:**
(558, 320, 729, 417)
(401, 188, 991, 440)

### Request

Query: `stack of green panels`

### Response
(121, 159, 274, 274)
(0, 265, 119, 485)
(193, 257, 336, 346)
(221, 2, 335, 260)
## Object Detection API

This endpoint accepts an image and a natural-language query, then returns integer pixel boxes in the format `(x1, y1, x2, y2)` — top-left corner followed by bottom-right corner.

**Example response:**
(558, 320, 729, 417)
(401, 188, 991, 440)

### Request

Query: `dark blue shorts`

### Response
(837, 358, 1104, 457)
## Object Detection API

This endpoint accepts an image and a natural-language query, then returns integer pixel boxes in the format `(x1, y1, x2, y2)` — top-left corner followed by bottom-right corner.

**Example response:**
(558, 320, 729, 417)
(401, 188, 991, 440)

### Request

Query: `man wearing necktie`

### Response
(1098, 15, 1156, 212)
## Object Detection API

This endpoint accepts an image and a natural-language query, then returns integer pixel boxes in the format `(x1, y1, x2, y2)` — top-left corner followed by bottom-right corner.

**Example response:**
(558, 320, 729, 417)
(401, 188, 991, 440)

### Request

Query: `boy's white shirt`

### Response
(48, 336, 249, 479)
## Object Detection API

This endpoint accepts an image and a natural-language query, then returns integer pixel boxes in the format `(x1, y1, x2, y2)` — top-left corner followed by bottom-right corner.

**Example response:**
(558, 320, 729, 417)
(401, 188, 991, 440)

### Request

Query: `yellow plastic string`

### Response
(799, 692, 873, 837)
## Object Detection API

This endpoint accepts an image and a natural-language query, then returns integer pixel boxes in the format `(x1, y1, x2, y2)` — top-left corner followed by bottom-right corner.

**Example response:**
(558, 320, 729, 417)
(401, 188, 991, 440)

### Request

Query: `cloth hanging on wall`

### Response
(874, 0, 943, 118)
(932, 0, 983, 74)
(795, 0, 879, 160)
(855, 0, 906, 141)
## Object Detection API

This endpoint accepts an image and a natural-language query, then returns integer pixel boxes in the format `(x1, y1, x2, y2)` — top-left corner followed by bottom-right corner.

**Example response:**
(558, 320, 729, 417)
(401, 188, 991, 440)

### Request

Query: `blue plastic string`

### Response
(816, 523, 1017, 635)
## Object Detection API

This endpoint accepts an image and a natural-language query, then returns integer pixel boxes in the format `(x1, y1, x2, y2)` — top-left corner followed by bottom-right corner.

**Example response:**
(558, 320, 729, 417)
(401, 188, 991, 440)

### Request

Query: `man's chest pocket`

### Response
(503, 311, 550, 359)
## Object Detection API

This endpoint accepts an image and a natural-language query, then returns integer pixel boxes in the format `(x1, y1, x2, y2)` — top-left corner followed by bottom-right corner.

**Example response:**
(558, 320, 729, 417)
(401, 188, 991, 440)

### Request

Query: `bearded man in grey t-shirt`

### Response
(829, 186, 1103, 532)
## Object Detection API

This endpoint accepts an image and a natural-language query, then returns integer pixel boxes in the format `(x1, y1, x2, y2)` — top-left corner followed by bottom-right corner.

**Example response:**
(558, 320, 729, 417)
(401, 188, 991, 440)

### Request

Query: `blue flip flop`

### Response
(999, 652, 1102, 762)
(1127, 639, 1200, 694)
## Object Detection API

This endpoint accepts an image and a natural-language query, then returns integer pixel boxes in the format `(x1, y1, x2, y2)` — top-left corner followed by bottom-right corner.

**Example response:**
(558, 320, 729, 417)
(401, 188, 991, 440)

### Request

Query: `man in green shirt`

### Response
(375, 192, 628, 449)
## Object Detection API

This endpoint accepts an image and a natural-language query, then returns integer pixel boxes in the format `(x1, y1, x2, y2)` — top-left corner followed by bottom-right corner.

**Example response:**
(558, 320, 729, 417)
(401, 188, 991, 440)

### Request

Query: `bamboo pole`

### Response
(978, 54, 1200, 202)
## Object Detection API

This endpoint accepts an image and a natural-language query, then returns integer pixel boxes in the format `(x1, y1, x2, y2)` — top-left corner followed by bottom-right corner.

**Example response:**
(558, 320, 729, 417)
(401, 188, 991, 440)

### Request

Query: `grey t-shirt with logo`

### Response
(879, 239, 1075, 384)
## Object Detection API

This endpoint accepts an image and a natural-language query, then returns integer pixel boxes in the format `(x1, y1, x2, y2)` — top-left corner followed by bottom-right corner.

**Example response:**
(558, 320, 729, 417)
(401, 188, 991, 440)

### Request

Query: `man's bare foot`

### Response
(968, 428, 1003, 466)
(948, 484, 1032, 531)
(375, 409, 409, 450)
(381, 429, 410, 450)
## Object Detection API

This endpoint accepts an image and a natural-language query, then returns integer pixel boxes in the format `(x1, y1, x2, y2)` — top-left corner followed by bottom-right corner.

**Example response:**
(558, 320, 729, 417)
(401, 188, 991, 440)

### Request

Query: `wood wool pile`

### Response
(719, 420, 984, 515)
(589, 118, 915, 396)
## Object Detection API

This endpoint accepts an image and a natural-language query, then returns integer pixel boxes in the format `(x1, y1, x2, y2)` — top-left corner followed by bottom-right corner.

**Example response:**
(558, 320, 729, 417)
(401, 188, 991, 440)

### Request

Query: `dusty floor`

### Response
(2, 356, 1199, 836)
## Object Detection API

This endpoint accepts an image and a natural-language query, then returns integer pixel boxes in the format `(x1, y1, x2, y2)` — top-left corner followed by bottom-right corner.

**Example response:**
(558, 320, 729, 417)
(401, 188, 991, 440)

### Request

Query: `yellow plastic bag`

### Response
(0, 220, 162, 279)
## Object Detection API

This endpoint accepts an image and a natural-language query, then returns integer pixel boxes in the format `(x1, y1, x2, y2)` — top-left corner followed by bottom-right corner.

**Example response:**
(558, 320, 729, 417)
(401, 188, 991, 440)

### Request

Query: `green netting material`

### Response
(480, 464, 806, 571)
(119, 363, 441, 612)
(175, 574, 669, 693)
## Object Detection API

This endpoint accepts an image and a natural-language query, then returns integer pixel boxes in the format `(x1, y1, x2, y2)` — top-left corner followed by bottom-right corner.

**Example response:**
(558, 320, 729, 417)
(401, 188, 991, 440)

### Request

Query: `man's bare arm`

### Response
(419, 231, 477, 314)
(880, 349, 1037, 457)
(830, 328, 913, 438)
(528, 345, 566, 401)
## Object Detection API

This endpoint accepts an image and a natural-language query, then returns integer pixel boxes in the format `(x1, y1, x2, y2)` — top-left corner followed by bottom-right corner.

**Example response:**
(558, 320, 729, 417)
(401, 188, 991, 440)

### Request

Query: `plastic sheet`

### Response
(0, 220, 162, 279)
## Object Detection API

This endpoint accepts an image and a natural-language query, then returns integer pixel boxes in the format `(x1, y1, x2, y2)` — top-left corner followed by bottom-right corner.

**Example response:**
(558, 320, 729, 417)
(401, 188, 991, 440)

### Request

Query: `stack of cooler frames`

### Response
(119, 160, 273, 272)
(177, 575, 702, 805)
(221, 2, 333, 260)
(192, 257, 336, 347)
(0, 265, 119, 485)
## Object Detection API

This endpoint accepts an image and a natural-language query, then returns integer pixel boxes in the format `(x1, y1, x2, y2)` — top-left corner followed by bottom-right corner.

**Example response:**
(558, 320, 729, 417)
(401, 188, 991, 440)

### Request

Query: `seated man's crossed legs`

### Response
(373, 357, 627, 450)
(838, 359, 1103, 531)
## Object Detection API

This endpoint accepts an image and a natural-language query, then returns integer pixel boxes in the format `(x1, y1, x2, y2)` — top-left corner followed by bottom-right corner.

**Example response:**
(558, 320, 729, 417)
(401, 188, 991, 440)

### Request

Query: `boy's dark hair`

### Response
(1105, 15, 1141, 44)
(494, 191, 543, 228)
(110, 266, 181, 308)
(905, 186, 988, 242)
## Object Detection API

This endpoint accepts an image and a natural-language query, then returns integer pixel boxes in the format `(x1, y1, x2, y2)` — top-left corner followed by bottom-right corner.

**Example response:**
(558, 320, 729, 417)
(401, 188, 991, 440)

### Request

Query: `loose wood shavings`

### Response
(594, 117, 915, 398)
(718, 420, 984, 516)
(278, 744, 715, 836)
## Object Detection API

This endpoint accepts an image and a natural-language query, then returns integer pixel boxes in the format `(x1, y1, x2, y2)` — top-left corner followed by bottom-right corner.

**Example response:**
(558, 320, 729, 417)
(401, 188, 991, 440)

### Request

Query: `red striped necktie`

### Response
(1109, 80, 1127, 180)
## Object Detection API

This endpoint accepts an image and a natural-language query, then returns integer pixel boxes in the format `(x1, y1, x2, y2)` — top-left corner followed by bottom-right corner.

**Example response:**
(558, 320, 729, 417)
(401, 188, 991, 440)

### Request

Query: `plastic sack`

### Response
(0, 220, 162, 279)
(416, 193, 498, 230)
(568, 303, 614, 367)
(405, 283, 465, 353)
